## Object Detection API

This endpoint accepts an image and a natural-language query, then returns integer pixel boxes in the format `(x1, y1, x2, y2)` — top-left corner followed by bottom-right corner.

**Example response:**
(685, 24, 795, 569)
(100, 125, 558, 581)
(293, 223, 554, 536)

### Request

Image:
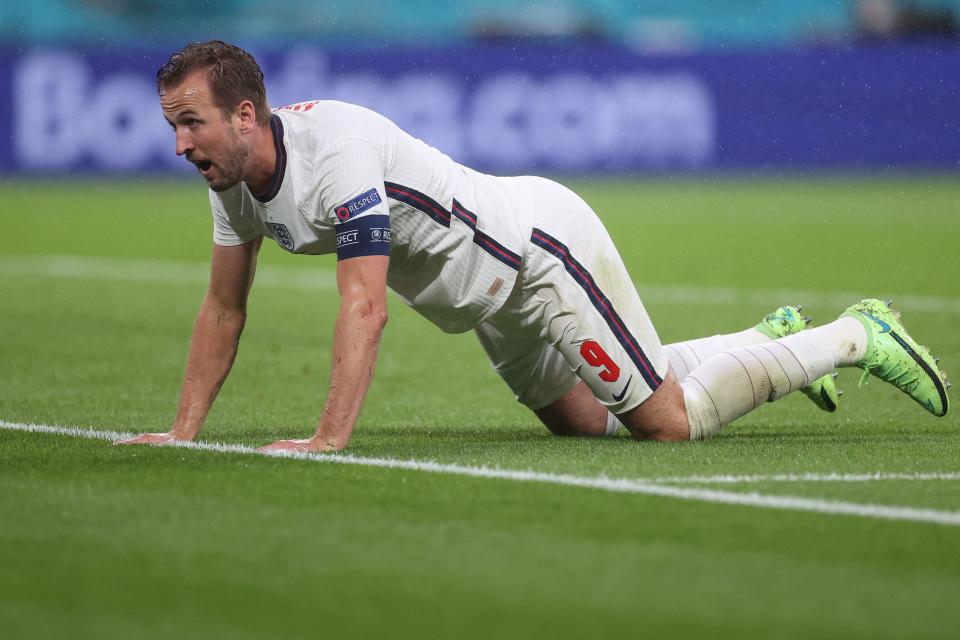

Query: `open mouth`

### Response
(195, 160, 213, 176)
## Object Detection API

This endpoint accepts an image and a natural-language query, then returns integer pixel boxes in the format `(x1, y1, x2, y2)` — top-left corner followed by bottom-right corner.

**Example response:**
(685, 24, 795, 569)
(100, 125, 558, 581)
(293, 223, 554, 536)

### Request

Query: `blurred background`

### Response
(0, 0, 957, 175)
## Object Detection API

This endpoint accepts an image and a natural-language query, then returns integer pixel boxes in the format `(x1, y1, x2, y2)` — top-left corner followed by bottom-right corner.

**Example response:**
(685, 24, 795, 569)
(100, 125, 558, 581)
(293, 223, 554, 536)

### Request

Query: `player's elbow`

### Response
(200, 296, 247, 326)
(343, 296, 388, 331)
(369, 305, 389, 331)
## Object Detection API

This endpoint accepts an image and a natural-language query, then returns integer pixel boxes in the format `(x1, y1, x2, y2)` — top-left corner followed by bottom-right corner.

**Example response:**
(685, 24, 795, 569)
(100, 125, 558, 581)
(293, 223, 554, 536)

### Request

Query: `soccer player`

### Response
(117, 41, 949, 452)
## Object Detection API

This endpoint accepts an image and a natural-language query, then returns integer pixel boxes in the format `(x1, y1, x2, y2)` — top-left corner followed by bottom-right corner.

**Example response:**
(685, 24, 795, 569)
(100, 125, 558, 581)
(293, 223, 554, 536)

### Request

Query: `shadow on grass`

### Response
(190, 417, 960, 466)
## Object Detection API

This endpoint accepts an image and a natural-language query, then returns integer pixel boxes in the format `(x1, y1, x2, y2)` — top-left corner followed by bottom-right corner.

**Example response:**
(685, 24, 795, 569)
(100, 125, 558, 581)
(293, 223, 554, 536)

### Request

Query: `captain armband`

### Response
(335, 214, 392, 261)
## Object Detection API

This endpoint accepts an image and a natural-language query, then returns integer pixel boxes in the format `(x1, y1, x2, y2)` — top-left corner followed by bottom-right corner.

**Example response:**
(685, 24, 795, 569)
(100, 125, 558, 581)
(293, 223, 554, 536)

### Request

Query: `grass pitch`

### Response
(1, 176, 959, 639)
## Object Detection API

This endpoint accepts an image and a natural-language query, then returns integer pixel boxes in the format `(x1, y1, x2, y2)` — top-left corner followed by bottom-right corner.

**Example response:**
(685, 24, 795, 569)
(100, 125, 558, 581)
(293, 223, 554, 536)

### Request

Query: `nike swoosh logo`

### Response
(612, 375, 633, 402)
(861, 311, 891, 333)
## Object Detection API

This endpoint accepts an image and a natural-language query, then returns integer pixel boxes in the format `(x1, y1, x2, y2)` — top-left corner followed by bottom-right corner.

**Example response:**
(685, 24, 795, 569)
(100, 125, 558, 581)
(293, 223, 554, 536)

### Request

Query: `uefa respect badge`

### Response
(334, 188, 381, 222)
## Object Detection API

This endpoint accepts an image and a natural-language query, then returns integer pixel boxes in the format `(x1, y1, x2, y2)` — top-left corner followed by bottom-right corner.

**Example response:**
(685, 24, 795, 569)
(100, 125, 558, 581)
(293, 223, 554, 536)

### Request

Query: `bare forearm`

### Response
(314, 305, 386, 449)
(171, 299, 246, 439)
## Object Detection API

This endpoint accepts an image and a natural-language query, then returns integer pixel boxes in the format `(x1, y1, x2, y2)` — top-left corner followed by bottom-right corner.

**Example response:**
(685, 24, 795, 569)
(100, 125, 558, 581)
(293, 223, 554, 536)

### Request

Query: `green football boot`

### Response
(756, 305, 842, 412)
(842, 299, 949, 416)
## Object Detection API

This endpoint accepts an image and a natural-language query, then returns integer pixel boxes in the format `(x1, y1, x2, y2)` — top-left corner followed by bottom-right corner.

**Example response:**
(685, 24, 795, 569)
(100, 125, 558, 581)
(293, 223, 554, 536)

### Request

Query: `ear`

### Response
(235, 100, 259, 133)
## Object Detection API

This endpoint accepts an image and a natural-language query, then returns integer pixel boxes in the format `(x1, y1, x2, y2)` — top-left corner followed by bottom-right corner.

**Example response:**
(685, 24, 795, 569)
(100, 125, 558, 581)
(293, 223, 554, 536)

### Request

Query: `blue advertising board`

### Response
(0, 43, 957, 174)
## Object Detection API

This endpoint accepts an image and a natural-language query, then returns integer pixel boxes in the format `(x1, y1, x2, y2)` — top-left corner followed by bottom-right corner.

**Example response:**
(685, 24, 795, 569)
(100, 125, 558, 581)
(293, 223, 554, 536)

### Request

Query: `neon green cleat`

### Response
(756, 305, 841, 412)
(842, 299, 949, 416)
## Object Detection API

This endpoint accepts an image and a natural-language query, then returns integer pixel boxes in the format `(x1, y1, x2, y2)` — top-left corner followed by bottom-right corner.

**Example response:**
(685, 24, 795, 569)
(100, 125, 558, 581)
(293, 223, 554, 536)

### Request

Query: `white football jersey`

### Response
(210, 100, 528, 333)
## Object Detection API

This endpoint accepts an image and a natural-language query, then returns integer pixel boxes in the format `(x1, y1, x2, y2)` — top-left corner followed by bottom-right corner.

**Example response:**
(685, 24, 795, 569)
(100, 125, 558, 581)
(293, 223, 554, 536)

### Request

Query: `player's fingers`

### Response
(256, 440, 291, 453)
(113, 433, 172, 446)
(257, 439, 311, 453)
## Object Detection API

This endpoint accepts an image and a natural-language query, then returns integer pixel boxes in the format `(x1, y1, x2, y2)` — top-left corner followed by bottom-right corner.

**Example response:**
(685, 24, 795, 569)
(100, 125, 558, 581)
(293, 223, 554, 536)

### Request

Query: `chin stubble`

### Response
(210, 131, 250, 192)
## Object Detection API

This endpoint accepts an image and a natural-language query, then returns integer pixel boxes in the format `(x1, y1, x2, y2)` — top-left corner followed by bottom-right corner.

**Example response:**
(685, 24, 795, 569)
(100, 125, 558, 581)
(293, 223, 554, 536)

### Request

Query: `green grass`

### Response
(1, 177, 959, 639)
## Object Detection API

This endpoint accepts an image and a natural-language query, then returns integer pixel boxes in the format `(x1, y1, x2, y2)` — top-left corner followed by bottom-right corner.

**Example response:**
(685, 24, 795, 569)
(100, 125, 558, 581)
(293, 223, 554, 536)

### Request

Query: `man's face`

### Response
(160, 69, 249, 192)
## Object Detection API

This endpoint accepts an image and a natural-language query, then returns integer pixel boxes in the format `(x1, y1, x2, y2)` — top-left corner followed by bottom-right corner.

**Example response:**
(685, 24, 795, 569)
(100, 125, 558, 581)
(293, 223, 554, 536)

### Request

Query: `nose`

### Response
(175, 127, 193, 157)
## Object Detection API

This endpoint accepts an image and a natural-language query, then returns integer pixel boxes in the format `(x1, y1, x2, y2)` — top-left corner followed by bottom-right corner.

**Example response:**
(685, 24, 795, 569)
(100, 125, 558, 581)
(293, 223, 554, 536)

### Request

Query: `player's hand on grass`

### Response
(113, 432, 184, 446)
(257, 438, 339, 454)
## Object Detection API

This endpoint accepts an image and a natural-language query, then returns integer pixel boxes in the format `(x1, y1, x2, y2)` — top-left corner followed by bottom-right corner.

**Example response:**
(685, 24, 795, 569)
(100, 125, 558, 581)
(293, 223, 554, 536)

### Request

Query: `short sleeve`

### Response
(316, 138, 392, 261)
(209, 188, 260, 247)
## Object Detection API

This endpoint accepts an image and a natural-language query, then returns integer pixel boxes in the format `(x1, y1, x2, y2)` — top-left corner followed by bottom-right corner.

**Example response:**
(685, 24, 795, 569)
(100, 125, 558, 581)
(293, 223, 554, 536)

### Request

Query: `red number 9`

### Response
(579, 340, 620, 382)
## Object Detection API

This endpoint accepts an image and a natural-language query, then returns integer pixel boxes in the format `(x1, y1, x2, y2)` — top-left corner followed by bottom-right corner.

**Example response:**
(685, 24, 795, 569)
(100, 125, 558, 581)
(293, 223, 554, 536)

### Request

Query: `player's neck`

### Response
(243, 122, 279, 196)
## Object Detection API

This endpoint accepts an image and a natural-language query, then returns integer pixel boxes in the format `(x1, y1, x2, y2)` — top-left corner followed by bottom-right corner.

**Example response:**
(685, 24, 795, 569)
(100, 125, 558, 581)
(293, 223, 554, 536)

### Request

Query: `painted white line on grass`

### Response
(2, 254, 959, 314)
(4, 420, 960, 528)
(650, 471, 960, 484)
(634, 282, 960, 316)
(0, 255, 337, 291)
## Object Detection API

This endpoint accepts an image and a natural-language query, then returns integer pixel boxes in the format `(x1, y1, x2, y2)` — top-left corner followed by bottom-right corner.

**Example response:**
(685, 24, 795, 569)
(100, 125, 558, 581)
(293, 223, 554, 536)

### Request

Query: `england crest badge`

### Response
(266, 222, 295, 251)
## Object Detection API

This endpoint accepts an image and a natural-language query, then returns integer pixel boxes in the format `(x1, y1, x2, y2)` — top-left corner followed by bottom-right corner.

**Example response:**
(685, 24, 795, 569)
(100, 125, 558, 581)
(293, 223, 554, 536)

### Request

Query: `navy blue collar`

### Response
(251, 114, 286, 203)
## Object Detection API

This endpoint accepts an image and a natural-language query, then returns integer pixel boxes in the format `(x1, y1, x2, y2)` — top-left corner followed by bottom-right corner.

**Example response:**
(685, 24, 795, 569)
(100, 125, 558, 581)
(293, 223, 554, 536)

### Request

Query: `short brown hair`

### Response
(157, 41, 270, 126)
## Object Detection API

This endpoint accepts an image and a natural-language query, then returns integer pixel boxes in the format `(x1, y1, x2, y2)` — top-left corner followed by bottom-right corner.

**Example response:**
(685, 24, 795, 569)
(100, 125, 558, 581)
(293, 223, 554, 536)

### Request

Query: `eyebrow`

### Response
(163, 109, 201, 124)
(163, 108, 202, 129)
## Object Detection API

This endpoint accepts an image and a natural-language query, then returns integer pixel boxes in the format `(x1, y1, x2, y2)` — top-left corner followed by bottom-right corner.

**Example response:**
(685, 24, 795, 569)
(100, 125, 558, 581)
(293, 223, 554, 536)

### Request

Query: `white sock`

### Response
(605, 412, 621, 436)
(682, 317, 866, 440)
(664, 327, 769, 380)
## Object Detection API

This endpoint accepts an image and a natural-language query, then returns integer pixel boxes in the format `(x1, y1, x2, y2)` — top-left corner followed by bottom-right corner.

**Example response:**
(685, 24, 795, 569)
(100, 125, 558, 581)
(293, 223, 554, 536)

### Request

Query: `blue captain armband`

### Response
(335, 214, 392, 261)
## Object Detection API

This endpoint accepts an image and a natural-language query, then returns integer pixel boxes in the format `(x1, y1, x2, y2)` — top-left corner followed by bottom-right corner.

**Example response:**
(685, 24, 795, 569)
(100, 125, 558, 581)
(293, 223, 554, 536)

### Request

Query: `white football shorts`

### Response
(475, 176, 669, 415)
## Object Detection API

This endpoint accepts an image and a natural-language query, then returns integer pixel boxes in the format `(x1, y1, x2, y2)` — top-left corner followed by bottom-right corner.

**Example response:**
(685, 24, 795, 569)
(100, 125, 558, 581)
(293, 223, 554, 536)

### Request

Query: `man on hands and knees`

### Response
(117, 41, 950, 452)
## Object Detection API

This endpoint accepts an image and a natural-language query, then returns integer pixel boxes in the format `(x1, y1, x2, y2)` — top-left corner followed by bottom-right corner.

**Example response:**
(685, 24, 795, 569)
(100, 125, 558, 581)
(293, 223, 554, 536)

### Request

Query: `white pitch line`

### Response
(2, 254, 959, 314)
(4, 420, 960, 528)
(0, 255, 337, 291)
(633, 282, 960, 316)
(649, 471, 960, 484)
